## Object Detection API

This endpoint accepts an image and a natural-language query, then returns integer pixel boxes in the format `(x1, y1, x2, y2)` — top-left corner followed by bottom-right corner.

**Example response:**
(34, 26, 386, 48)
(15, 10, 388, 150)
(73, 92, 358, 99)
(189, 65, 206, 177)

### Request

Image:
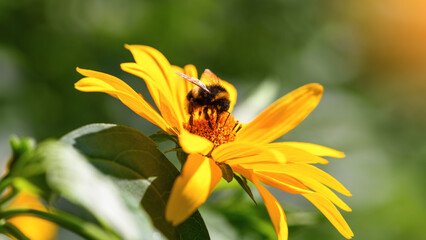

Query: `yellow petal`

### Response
(303, 193, 354, 239)
(236, 83, 323, 144)
(120, 62, 166, 111)
(183, 64, 198, 79)
(77, 67, 139, 95)
(240, 163, 352, 196)
(171, 64, 199, 123)
(125, 44, 175, 90)
(75, 69, 171, 132)
(280, 142, 345, 158)
(124, 45, 183, 125)
(166, 154, 222, 226)
(7, 192, 57, 240)
(123, 45, 191, 131)
(248, 173, 288, 240)
(212, 142, 265, 162)
(212, 142, 286, 165)
(121, 62, 183, 131)
(178, 129, 214, 155)
(170, 65, 188, 123)
(255, 171, 312, 194)
(228, 149, 286, 166)
(297, 177, 352, 212)
(268, 143, 329, 164)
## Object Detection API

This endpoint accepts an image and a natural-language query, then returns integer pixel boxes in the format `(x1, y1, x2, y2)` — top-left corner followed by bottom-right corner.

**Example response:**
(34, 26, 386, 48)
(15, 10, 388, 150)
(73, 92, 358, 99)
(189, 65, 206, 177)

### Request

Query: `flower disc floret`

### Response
(183, 113, 239, 148)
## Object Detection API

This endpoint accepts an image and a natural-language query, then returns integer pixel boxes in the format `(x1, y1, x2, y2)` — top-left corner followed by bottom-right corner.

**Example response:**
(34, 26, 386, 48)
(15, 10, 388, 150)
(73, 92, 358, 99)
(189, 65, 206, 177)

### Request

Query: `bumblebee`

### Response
(176, 69, 232, 129)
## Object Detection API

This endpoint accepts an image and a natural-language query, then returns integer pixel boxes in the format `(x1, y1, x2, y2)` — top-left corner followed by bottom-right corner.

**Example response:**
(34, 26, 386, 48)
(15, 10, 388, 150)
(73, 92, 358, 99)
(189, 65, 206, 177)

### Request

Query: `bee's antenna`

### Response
(235, 124, 242, 133)
(232, 120, 241, 132)
(175, 72, 211, 93)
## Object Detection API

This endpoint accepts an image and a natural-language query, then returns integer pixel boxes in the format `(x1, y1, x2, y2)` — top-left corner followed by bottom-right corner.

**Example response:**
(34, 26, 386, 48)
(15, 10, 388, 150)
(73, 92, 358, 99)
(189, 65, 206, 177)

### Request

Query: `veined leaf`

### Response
(218, 163, 234, 183)
(175, 147, 188, 166)
(149, 130, 178, 144)
(62, 124, 210, 240)
(234, 174, 257, 205)
(31, 140, 155, 240)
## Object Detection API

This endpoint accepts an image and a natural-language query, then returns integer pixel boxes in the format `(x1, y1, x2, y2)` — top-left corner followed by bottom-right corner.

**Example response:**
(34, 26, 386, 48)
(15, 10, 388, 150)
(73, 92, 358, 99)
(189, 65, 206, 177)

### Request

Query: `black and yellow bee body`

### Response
(176, 70, 232, 129)
(186, 84, 230, 116)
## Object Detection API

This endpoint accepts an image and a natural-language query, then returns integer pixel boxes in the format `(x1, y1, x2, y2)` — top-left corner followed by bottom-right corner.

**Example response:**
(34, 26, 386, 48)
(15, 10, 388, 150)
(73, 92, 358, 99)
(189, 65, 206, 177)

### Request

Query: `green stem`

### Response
(0, 209, 115, 240)
(0, 222, 30, 240)
(0, 177, 12, 195)
(0, 188, 17, 206)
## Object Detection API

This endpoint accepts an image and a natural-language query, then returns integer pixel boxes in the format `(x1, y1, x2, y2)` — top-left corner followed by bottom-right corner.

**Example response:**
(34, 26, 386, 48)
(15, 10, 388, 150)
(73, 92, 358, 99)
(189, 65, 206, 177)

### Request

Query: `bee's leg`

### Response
(204, 107, 214, 129)
(215, 102, 227, 126)
(189, 115, 194, 127)
(217, 109, 226, 128)
(215, 112, 220, 126)
(221, 111, 231, 127)
(188, 104, 194, 129)
(203, 107, 209, 120)
(208, 119, 214, 130)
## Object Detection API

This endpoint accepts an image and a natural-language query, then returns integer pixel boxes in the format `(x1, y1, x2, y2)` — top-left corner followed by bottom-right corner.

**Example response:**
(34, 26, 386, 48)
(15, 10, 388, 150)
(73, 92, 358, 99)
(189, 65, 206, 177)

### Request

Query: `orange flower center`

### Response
(184, 111, 241, 148)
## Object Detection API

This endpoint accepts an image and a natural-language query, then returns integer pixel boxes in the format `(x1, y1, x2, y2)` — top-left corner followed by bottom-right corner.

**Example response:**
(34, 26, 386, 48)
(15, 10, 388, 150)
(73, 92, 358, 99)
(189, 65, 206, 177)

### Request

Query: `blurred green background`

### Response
(1, 0, 426, 239)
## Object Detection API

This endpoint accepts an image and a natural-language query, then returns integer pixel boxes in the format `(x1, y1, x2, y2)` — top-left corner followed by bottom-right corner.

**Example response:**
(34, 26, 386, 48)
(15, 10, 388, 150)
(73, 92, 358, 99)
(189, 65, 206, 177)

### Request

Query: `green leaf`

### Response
(10, 177, 42, 196)
(0, 221, 30, 240)
(149, 129, 187, 167)
(234, 174, 257, 205)
(149, 130, 178, 144)
(9, 135, 36, 159)
(175, 147, 188, 166)
(5, 135, 37, 179)
(218, 163, 234, 183)
(62, 124, 210, 240)
(0, 208, 113, 240)
(32, 140, 155, 240)
(6, 138, 52, 200)
(205, 191, 275, 240)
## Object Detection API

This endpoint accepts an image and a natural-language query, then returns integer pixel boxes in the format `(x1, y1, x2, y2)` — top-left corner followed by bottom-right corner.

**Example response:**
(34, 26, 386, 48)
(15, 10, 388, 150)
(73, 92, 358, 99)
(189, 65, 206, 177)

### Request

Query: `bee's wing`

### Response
(175, 72, 211, 93)
(200, 69, 220, 86)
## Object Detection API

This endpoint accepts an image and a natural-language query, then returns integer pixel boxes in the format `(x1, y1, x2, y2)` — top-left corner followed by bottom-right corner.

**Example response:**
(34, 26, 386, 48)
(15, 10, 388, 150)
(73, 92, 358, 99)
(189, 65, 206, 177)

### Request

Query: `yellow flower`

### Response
(75, 45, 353, 239)
(6, 192, 58, 240)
